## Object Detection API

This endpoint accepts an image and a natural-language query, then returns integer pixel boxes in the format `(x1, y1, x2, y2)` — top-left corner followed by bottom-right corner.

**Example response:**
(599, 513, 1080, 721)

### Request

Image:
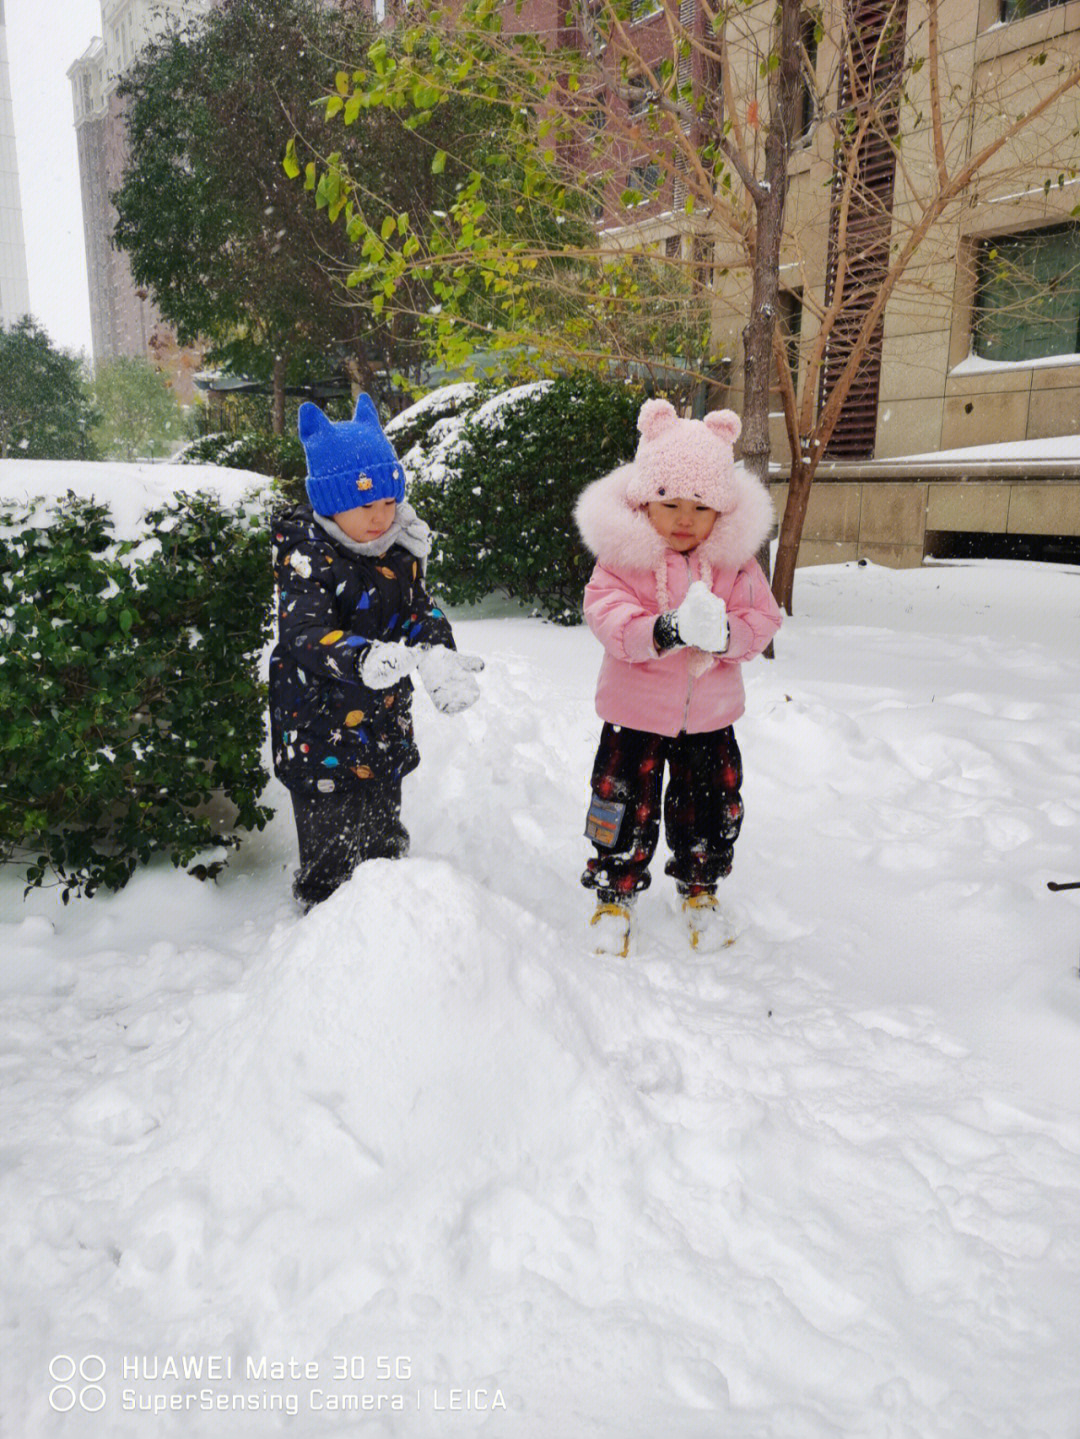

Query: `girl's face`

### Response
(333, 498, 397, 544)
(646, 499, 718, 552)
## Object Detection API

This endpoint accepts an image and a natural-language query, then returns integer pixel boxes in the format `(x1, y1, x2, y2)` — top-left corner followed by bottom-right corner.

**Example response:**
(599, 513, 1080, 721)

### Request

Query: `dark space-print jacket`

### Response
(268, 506, 455, 794)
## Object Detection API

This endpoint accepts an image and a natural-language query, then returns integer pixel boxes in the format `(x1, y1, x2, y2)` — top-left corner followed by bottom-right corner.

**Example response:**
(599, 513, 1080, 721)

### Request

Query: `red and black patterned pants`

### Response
(582, 722, 743, 901)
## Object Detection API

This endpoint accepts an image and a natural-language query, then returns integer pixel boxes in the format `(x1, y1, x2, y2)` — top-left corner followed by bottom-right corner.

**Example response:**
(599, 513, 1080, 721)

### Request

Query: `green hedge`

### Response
(410, 373, 644, 623)
(0, 490, 273, 898)
(180, 430, 308, 504)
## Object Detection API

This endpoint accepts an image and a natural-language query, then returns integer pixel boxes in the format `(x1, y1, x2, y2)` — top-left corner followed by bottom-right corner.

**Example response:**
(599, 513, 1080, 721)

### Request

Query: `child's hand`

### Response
(417, 646, 484, 714)
(673, 581, 730, 653)
(360, 640, 420, 689)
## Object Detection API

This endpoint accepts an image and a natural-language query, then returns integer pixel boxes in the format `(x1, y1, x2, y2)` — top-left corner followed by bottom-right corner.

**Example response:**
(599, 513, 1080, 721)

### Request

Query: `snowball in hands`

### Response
(417, 646, 484, 714)
(673, 581, 729, 653)
(360, 640, 419, 689)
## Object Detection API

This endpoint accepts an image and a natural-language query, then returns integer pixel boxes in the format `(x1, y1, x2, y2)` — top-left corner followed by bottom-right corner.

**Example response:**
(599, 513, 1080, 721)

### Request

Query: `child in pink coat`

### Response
(574, 398, 783, 955)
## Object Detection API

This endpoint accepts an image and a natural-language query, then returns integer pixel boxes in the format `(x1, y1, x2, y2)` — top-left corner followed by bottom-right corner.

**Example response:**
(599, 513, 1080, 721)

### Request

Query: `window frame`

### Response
(1000, 0, 1067, 21)
(973, 222, 1080, 364)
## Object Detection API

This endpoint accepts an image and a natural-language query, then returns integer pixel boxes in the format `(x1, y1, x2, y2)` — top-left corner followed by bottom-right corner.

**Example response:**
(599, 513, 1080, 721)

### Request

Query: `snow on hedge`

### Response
(389, 382, 555, 490)
(0, 459, 270, 541)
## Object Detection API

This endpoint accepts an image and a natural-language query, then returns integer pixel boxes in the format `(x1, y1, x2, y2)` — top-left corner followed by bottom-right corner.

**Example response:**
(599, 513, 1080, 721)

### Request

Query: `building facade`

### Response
(0, 0, 31, 329)
(67, 1, 213, 396)
(522, 0, 1080, 564)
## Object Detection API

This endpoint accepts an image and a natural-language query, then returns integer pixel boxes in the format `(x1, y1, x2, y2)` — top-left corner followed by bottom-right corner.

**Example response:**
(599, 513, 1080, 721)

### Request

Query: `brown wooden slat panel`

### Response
(819, 0, 909, 459)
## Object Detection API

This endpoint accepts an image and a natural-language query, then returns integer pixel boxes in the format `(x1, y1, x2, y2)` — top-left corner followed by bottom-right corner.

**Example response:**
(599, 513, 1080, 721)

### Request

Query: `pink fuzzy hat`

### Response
(625, 398, 742, 511)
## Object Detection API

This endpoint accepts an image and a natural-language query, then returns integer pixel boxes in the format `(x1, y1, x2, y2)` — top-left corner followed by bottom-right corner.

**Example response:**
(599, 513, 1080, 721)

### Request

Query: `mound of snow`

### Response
(2, 556, 1079, 1438)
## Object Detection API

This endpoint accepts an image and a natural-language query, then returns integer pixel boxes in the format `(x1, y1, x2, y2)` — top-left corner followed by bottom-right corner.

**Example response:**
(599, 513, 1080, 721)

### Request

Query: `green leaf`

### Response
(431, 149, 448, 174)
(282, 137, 300, 179)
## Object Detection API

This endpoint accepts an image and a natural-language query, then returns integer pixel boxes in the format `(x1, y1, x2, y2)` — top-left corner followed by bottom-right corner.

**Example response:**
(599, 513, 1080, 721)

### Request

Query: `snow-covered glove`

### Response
(670, 581, 729, 653)
(359, 640, 420, 689)
(416, 645, 484, 715)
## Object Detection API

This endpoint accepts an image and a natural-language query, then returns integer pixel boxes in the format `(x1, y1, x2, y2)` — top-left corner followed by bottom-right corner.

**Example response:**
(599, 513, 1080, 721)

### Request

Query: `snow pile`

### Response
(2, 554, 1079, 1438)
(900, 435, 1080, 464)
(0, 459, 269, 540)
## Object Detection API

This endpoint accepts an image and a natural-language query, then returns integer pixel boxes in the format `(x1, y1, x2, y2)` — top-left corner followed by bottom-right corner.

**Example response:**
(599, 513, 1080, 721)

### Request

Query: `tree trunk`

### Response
(737, 0, 803, 636)
(771, 454, 816, 613)
(271, 354, 286, 436)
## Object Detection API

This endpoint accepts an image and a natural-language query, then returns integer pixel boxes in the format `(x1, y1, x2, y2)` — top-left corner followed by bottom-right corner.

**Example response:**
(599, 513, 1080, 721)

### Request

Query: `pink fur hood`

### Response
(574, 428, 781, 737)
(574, 457, 775, 574)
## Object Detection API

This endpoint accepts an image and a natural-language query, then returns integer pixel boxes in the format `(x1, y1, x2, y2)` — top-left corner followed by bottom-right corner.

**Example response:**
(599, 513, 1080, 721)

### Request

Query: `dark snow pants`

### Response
(290, 782, 408, 910)
(582, 722, 743, 902)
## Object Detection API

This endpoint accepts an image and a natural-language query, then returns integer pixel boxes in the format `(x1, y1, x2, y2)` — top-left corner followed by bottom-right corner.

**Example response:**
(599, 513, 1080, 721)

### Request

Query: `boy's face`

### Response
(645, 499, 718, 552)
(333, 498, 397, 544)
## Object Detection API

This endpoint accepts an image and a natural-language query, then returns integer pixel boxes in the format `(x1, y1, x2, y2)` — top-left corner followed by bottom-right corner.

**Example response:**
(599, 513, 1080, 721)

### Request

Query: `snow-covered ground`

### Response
(2, 553, 1079, 1439)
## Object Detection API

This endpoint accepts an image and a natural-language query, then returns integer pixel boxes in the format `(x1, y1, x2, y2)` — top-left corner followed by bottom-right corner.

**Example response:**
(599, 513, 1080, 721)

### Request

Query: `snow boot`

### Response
(590, 900, 633, 958)
(682, 892, 736, 951)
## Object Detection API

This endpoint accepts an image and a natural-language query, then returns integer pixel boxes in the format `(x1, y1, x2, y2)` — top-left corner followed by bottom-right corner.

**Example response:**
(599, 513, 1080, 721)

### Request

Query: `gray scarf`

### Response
(313, 501, 432, 571)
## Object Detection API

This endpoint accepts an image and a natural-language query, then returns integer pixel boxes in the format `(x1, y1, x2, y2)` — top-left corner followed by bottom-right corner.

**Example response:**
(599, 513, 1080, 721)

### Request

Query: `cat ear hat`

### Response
(626, 398, 742, 510)
(575, 398, 775, 576)
(298, 393, 407, 516)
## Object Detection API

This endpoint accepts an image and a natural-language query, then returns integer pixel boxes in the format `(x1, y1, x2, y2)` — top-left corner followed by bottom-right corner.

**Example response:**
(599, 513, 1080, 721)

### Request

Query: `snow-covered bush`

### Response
(0, 489, 273, 898)
(384, 381, 479, 456)
(179, 430, 307, 501)
(409, 373, 645, 623)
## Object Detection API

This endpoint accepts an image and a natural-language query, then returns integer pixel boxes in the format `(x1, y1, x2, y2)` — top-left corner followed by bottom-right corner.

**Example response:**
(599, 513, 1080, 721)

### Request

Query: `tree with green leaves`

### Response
(91, 356, 185, 461)
(111, 0, 508, 431)
(0, 317, 98, 461)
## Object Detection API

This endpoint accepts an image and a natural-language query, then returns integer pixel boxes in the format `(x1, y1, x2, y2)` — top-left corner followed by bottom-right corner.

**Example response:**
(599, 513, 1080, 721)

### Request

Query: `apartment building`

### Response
(67, 1, 214, 395)
(523, 0, 1080, 563)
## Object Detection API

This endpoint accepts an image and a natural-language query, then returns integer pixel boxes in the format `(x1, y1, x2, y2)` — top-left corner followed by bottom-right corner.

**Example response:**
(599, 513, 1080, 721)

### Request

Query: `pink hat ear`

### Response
(637, 398, 679, 442)
(703, 408, 742, 446)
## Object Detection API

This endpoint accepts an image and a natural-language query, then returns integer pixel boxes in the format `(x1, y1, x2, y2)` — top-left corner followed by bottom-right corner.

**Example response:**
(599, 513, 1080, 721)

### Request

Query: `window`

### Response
(627, 162, 662, 199)
(691, 235, 713, 288)
(631, 0, 662, 18)
(798, 15, 820, 142)
(974, 225, 1080, 362)
(1001, 0, 1067, 19)
(778, 288, 803, 383)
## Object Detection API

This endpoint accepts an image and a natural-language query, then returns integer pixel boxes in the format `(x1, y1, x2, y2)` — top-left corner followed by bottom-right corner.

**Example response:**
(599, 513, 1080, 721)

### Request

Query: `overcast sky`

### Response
(7, 0, 103, 356)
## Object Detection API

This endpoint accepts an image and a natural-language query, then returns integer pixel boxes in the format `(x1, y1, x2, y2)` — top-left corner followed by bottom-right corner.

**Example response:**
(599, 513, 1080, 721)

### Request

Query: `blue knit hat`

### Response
(297, 393, 407, 516)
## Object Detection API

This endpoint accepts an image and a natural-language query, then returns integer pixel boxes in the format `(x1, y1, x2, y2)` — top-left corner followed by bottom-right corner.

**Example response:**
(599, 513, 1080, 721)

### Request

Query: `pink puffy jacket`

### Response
(575, 462, 783, 737)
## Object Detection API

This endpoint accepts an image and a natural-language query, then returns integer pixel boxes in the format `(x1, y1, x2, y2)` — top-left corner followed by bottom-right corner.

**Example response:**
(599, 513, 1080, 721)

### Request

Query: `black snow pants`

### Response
(290, 782, 408, 909)
(582, 722, 743, 903)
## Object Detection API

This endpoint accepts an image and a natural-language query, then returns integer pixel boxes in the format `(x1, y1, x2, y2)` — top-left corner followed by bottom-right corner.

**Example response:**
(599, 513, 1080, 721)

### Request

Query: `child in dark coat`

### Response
(269, 394, 482, 909)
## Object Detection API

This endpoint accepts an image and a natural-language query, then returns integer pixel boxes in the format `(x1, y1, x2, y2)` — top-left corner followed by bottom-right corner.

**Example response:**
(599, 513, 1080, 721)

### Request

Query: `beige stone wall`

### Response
(770, 477, 1080, 568)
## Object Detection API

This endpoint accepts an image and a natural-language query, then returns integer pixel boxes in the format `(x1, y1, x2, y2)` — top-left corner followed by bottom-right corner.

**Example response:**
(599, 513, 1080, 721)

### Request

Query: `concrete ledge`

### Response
(768, 473, 1080, 568)
(926, 482, 1011, 534)
(1007, 483, 1080, 537)
(860, 483, 929, 546)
